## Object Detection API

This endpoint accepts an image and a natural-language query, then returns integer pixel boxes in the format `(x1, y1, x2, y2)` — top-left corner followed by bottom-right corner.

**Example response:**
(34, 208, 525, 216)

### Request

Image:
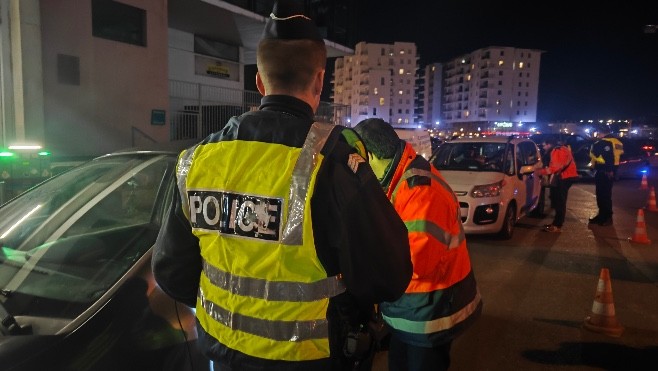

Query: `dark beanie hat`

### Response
(262, 0, 323, 41)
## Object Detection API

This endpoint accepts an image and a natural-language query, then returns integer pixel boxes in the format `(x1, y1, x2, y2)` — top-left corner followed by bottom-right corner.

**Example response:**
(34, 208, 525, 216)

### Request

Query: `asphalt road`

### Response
(373, 168, 658, 371)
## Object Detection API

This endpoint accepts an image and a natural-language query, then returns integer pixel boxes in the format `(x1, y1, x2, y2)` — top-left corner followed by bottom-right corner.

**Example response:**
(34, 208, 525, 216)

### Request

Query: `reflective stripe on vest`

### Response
(383, 289, 482, 334)
(177, 122, 344, 361)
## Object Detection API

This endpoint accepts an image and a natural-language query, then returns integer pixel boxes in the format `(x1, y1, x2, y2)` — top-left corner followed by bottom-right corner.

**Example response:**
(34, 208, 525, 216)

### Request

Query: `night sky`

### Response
(354, 1, 658, 123)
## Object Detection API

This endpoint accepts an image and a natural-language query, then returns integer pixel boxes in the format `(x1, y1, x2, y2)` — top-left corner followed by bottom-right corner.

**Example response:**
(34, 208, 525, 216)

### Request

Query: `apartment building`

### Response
(420, 63, 443, 127)
(440, 46, 543, 134)
(332, 41, 418, 128)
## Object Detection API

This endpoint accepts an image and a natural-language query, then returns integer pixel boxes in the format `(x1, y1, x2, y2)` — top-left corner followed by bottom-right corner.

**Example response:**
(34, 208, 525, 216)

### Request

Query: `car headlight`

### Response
(471, 180, 503, 198)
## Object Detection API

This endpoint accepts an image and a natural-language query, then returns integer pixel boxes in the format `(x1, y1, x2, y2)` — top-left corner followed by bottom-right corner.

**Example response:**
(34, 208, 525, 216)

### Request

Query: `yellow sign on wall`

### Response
(195, 55, 239, 81)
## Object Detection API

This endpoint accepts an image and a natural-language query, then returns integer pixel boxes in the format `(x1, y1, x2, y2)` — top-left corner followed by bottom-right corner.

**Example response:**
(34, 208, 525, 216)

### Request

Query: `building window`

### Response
(399, 68, 404, 75)
(498, 90, 502, 95)
(92, 0, 146, 46)
(498, 80, 502, 86)
(499, 70, 503, 76)
(374, 87, 378, 95)
(498, 60, 504, 66)
(373, 107, 377, 115)
(379, 97, 385, 106)
(399, 90, 403, 95)
(381, 77, 385, 85)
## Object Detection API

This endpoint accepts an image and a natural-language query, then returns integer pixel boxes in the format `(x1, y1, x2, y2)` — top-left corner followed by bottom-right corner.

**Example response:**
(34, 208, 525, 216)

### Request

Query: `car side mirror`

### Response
(518, 164, 536, 179)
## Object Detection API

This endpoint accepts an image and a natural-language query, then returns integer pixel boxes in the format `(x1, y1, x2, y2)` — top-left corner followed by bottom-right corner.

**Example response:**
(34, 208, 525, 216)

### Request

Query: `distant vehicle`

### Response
(616, 137, 652, 179)
(430, 136, 543, 239)
(394, 128, 433, 160)
(0, 150, 210, 371)
(529, 133, 594, 179)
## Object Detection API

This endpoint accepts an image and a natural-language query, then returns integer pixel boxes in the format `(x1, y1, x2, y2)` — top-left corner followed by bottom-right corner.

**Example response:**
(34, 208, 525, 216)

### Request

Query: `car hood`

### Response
(439, 170, 504, 193)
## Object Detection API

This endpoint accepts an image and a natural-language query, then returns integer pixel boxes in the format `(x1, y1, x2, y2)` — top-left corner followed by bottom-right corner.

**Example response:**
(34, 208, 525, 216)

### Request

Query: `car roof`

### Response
(447, 136, 532, 144)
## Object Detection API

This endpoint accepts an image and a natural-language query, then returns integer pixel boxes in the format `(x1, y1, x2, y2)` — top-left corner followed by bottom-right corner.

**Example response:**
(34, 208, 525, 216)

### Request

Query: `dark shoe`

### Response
(543, 225, 561, 233)
(588, 216, 602, 224)
(598, 218, 613, 226)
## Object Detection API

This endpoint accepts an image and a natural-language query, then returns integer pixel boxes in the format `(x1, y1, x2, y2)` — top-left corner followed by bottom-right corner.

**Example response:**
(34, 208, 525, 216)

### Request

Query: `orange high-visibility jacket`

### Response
(380, 142, 482, 346)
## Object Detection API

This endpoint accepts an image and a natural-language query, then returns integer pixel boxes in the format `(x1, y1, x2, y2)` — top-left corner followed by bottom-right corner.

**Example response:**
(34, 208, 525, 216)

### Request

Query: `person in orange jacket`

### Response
(539, 136, 579, 232)
(354, 118, 482, 371)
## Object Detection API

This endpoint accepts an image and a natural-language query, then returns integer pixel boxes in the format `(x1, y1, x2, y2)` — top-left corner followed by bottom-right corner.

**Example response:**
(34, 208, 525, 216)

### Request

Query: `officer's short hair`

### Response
(257, 0, 327, 93)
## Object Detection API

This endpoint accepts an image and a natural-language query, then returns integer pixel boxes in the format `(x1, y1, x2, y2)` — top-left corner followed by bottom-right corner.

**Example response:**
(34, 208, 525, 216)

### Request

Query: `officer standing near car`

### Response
(588, 127, 622, 226)
(151, 1, 413, 370)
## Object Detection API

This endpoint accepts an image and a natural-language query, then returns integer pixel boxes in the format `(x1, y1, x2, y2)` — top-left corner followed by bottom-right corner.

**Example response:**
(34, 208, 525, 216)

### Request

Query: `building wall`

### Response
(332, 41, 417, 127)
(441, 46, 542, 133)
(40, 0, 170, 158)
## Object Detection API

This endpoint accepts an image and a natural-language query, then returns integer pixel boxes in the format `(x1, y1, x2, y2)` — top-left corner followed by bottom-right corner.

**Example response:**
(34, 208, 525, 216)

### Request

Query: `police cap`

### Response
(262, 0, 323, 42)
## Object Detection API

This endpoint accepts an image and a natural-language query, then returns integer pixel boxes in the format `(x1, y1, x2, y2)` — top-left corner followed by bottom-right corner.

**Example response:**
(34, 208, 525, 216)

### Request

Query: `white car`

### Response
(430, 136, 543, 239)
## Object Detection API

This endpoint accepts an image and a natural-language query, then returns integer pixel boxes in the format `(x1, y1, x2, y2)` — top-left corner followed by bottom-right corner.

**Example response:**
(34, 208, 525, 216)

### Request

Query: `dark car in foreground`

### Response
(0, 151, 210, 371)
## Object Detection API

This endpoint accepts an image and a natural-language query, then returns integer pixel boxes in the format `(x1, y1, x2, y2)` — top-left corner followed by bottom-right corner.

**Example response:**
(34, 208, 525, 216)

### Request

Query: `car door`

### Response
(515, 140, 542, 215)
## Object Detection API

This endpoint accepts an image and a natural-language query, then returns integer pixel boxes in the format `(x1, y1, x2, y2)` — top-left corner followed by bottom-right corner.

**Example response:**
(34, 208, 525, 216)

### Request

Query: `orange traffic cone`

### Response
(628, 209, 651, 245)
(583, 268, 624, 337)
(647, 186, 658, 212)
(639, 173, 648, 190)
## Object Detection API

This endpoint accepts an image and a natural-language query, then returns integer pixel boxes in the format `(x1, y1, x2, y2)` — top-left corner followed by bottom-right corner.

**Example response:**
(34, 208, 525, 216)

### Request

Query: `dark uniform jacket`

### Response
(590, 137, 616, 173)
(152, 95, 412, 370)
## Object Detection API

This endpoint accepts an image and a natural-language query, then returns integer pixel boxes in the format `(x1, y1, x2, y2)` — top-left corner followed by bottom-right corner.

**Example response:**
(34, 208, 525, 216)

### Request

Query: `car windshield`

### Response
(432, 142, 512, 172)
(0, 152, 176, 326)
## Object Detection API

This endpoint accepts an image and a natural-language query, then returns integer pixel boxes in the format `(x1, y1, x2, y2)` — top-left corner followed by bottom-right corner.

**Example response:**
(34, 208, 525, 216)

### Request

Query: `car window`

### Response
(516, 141, 539, 169)
(432, 142, 508, 172)
(0, 154, 176, 321)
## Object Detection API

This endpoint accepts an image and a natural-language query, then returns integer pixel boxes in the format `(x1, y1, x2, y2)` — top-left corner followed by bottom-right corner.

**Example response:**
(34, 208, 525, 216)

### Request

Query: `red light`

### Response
(642, 145, 654, 151)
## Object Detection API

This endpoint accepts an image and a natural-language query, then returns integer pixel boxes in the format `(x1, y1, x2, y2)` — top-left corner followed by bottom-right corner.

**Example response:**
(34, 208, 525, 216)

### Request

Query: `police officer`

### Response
(151, 1, 413, 370)
(588, 127, 622, 226)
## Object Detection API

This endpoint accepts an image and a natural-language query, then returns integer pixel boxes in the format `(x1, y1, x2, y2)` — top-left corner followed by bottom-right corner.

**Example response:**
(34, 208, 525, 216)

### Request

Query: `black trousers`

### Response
(388, 334, 452, 371)
(549, 177, 575, 227)
(595, 169, 614, 219)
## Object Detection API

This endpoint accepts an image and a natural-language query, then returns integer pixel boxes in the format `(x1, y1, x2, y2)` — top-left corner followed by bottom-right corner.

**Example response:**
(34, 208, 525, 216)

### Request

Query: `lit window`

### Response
(379, 97, 385, 106)
(400, 50, 405, 54)
(399, 90, 403, 95)
(374, 87, 378, 95)
(498, 60, 504, 66)
(519, 62, 524, 68)
(397, 118, 403, 123)
(467, 75, 471, 81)
(399, 68, 404, 75)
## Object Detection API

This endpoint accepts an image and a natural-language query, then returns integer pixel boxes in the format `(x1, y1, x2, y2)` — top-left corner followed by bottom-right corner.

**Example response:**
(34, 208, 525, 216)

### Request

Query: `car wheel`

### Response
(498, 203, 516, 239)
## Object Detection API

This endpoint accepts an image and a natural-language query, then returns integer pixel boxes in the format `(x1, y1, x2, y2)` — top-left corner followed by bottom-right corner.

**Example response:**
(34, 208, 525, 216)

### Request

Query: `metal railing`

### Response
(169, 80, 351, 141)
